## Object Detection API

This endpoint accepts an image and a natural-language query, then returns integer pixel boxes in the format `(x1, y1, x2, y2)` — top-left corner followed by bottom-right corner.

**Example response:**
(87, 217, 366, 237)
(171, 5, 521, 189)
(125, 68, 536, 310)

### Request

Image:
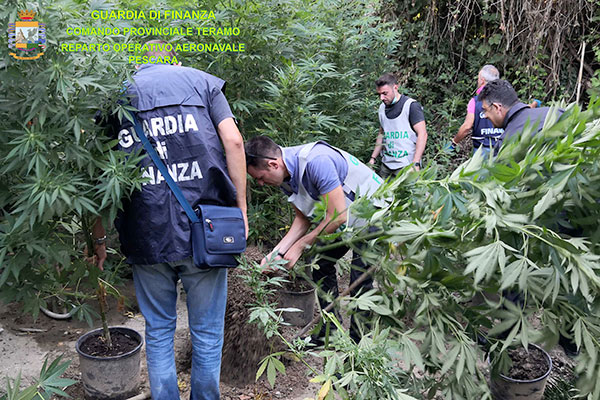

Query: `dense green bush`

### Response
(2, 0, 600, 397)
(248, 100, 600, 399)
(382, 0, 599, 161)
(180, 0, 401, 244)
(0, 0, 404, 312)
(0, 0, 143, 321)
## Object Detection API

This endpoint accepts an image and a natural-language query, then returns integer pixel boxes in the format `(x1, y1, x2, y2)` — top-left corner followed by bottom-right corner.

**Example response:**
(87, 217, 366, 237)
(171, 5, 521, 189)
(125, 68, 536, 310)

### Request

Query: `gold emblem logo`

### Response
(8, 10, 46, 60)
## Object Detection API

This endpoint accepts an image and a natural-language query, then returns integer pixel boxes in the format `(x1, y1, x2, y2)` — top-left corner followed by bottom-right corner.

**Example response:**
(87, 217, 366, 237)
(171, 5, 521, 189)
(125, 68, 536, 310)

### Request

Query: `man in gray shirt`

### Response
(246, 136, 383, 344)
(478, 79, 561, 148)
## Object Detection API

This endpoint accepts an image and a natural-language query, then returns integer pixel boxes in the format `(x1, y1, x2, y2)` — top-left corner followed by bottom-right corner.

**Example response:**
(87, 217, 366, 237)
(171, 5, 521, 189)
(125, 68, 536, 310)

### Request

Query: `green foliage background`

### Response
(0, 0, 146, 322)
(0, 0, 600, 398)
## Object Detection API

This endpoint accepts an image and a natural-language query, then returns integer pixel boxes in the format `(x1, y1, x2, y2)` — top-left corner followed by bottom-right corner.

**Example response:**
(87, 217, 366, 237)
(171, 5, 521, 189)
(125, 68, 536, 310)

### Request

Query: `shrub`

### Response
(0, 1, 144, 325)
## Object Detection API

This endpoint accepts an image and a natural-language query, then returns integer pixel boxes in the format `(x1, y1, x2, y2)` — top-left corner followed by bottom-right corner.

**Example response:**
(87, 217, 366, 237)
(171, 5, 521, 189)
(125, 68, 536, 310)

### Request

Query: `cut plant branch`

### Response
(293, 264, 378, 340)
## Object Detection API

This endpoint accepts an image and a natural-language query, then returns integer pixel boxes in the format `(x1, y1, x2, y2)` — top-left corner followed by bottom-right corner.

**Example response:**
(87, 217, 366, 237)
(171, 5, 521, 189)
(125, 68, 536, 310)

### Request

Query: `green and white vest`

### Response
(378, 98, 417, 169)
(288, 141, 383, 227)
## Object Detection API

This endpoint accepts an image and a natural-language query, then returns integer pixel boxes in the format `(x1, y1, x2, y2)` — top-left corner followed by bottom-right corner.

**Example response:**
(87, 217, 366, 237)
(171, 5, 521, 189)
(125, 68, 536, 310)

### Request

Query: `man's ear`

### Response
(267, 159, 278, 169)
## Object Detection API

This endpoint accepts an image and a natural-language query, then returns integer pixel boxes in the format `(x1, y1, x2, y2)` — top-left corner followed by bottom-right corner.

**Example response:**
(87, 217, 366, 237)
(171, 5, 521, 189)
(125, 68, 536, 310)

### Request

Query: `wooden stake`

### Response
(576, 42, 586, 105)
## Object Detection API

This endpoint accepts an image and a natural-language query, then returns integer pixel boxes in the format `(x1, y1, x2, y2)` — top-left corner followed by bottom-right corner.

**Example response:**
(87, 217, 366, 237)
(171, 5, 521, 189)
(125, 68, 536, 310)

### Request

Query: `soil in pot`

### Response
(504, 346, 549, 380)
(79, 329, 140, 357)
(490, 344, 552, 400)
(283, 277, 313, 292)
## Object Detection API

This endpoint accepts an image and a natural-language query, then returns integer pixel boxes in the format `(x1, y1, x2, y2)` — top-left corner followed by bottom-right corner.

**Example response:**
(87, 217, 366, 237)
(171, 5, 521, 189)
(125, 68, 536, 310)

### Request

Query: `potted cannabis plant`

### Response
(242, 101, 600, 399)
(488, 343, 553, 400)
(73, 217, 144, 400)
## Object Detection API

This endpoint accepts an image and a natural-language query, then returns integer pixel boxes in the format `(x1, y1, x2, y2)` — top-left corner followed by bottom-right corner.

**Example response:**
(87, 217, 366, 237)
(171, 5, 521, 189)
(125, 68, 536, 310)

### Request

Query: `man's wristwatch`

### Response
(94, 235, 107, 245)
(413, 161, 422, 168)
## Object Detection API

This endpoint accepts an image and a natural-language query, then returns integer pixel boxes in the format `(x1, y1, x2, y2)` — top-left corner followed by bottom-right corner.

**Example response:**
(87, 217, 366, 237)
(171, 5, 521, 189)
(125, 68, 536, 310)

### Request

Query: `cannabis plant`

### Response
(248, 100, 600, 399)
(0, 356, 75, 400)
(323, 101, 600, 399)
(0, 1, 144, 343)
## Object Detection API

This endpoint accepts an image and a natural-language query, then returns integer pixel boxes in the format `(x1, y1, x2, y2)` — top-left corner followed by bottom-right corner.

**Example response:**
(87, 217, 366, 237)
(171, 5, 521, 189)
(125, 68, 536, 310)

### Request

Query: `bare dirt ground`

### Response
(0, 245, 577, 399)
(0, 246, 321, 400)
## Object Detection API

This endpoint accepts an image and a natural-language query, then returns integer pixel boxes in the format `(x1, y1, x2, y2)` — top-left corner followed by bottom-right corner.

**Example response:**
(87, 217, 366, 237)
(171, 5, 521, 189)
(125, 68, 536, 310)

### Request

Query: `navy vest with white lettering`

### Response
(115, 64, 236, 265)
(472, 94, 504, 148)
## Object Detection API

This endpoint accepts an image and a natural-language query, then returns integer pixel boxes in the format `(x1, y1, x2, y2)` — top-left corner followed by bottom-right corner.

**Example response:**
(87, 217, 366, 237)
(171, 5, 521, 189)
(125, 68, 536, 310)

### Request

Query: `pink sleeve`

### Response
(467, 97, 476, 114)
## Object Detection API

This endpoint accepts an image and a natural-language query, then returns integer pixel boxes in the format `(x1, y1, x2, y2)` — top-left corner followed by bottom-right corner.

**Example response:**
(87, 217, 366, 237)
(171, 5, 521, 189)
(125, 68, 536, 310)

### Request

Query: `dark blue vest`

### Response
(472, 94, 504, 148)
(115, 64, 236, 265)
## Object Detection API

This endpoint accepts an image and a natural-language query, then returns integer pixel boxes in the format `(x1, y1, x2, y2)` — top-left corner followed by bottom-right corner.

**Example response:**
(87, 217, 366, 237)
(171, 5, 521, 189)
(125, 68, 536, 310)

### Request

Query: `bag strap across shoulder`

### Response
(129, 112, 200, 224)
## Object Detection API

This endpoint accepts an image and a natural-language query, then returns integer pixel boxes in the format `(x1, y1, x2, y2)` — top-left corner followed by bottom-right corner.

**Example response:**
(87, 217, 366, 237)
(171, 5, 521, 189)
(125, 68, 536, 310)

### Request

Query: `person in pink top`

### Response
(446, 65, 542, 158)
(445, 65, 503, 157)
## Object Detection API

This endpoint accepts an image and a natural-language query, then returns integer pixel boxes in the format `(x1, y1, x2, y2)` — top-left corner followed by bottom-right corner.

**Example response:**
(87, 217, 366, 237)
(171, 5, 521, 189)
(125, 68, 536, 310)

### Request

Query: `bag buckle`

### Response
(205, 218, 214, 231)
(223, 236, 235, 244)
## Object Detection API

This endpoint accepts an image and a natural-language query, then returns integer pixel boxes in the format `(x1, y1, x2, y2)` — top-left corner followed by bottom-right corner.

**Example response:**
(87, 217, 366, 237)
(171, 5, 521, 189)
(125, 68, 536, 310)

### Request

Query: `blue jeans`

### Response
(133, 258, 227, 400)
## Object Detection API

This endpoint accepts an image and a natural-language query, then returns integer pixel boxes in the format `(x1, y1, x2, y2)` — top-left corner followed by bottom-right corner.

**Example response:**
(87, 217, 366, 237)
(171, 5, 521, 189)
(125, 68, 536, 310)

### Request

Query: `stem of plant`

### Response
(293, 264, 378, 340)
(82, 215, 112, 348)
(275, 331, 318, 375)
(97, 280, 112, 348)
(311, 231, 384, 254)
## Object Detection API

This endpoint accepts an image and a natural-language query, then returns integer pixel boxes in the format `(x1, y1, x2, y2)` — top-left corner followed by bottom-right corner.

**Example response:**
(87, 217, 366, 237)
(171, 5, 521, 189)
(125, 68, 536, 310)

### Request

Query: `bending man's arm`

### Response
(217, 117, 248, 236)
(261, 205, 311, 269)
(283, 185, 347, 267)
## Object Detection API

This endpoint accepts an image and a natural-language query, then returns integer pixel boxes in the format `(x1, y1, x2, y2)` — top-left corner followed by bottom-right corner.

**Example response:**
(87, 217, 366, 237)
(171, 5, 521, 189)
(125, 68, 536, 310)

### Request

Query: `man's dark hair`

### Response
(375, 73, 398, 87)
(245, 136, 282, 169)
(144, 39, 177, 59)
(478, 79, 519, 108)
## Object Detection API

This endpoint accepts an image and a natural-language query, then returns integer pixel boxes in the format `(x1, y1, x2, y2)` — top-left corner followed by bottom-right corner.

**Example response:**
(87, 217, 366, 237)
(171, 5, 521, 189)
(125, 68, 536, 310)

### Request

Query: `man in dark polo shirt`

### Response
(93, 40, 247, 400)
(368, 73, 428, 177)
(478, 79, 562, 148)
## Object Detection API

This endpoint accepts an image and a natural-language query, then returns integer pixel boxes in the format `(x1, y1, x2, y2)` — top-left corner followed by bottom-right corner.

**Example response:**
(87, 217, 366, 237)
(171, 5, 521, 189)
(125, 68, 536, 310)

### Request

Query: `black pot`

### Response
(75, 326, 143, 400)
(489, 343, 552, 400)
(279, 288, 316, 326)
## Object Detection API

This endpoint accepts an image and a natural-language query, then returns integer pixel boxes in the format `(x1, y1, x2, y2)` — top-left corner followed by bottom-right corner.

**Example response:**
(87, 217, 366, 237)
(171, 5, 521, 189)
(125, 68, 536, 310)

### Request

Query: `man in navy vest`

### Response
(478, 79, 562, 149)
(446, 65, 504, 157)
(92, 41, 247, 400)
(245, 136, 383, 344)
